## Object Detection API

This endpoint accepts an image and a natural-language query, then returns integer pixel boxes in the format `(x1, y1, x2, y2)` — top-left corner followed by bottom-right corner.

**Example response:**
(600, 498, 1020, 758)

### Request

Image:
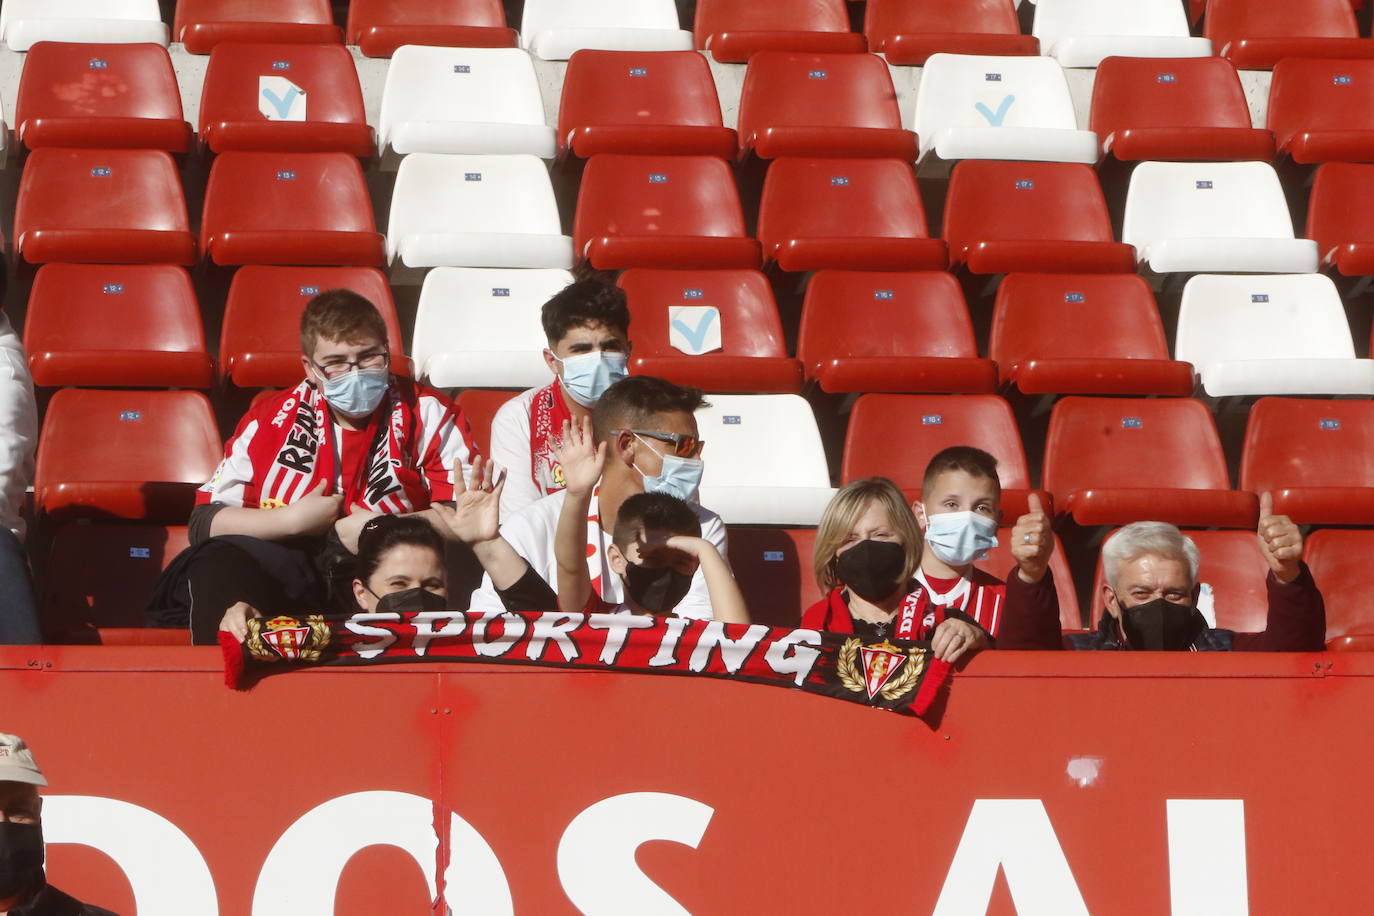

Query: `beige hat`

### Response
(0, 734, 47, 787)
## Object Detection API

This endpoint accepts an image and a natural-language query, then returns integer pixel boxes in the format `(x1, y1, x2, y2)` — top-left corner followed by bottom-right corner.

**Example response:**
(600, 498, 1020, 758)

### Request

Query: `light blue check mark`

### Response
(671, 309, 717, 353)
(262, 85, 300, 118)
(975, 94, 1016, 126)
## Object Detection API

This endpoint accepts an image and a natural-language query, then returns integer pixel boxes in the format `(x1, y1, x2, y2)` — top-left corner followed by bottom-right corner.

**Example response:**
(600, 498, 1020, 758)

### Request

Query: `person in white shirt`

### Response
(488, 278, 631, 517)
(0, 314, 40, 644)
(469, 376, 726, 620)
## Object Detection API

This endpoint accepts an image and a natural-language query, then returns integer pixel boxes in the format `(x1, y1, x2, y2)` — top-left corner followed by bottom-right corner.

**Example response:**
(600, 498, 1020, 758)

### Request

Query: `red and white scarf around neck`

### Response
(527, 378, 573, 497)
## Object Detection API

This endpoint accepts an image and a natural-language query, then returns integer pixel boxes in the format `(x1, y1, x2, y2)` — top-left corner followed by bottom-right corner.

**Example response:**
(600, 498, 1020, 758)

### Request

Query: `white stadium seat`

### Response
(387, 153, 574, 269)
(695, 395, 837, 526)
(913, 54, 1099, 165)
(411, 267, 574, 388)
(521, 0, 693, 61)
(0, 0, 168, 49)
(1176, 273, 1374, 397)
(1123, 161, 1319, 275)
(379, 46, 555, 158)
(1032, 0, 1213, 68)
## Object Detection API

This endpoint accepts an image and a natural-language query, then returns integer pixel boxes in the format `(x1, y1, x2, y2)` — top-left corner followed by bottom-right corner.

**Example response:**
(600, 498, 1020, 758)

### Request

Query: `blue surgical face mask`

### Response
(922, 510, 999, 567)
(321, 367, 390, 419)
(556, 350, 629, 407)
(634, 435, 704, 503)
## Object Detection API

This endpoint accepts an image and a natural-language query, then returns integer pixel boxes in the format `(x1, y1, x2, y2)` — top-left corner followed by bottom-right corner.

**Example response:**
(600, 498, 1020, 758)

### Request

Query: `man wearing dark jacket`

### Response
(0, 734, 118, 916)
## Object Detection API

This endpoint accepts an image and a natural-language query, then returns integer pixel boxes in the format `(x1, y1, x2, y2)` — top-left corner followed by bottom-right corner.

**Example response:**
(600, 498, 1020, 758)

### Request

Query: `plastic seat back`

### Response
(521, 0, 693, 60)
(1308, 163, 1374, 275)
(411, 267, 575, 388)
(219, 266, 406, 388)
(25, 264, 211, 389)
(1090, 56, 1272, 162)
(558, 50, 734, 158)
(737, 51, 915, 160)
(1304, 529, 1374, 645)
(201, 151, 384, 267)
(346, 0, 515, 57)
(1088, 529, 1270, 632)
(199, 42, 371, 156)
(1205, 0, 1372, 69)
(976, 529, 1082, 630)
(573, 154, 758, 270)
(725, 526, 821, 628)
(173, 0, 341, 53)
(1269, 58, 1374, 163)
(797, 270, 996, 394)
(15, 148, 194, 265)
(864, 0, 1036, 65)
(42, 524, 190, 640)
(379, 46, 552, 158)
(1, 0, 168, 49)
(387, 153, 572, 270)
(618, 269, 801, 393)
(15, 42, 190, 152)
(694, 0, 864, 62)
(1033, 0, 1212, 68)
(1241, 397, 1374, 524)
(35, 389, 222, 522)
(456, 389, 519, 458)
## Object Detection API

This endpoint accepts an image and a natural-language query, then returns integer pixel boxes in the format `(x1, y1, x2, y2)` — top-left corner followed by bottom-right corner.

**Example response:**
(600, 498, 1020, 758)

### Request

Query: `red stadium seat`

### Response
(1307, 162, 1374, 275)
(1088, 529, 1270, 632)
(864, 0, 1038, 66)
(693, 0, 865, 62)
(1240, 398, 1374, 524)
(558, 50, 735, 159)
(757, 158, 947, 272)
(977, 530, 1082, 631)
(989, 273, 1195, 396)
(24, 264, 212, 389)
(200, 152, 385, 267)
(796, 270, 997, 394)
(15, 42, 191, 152)
(737, 52, 916, 160)
(1043, 397, 1257, 527)
(198, 42, 373, 156)
(346, 0, 517, 57)
(1204, 0, 1374, 69)
(1304, 529, 1374, 648)
(42, 523, 190, 642)
(35, 389, 221, 523)
(1269, 59, 1374, 164)
(726, 526, 820, 628)
(572, 155, 759, 270)
(841, 393, 1045, 517)
(173, 0, 342, 54)
(1090, 56, 1274, 162)
(14, 148, 195, 265)
(943, 160, 1135, 274)
(219, 266, 406, 388)
(617, 268, 803, 393)
(456, 389, 517, 459)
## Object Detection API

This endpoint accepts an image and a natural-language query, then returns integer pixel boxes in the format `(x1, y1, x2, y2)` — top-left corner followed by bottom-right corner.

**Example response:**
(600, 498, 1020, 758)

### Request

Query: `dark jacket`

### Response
(12, 883, 120, 916)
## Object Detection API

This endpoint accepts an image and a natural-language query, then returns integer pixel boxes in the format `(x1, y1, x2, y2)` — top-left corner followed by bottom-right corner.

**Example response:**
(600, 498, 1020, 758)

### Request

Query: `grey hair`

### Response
(1102, 522, 1201, 589)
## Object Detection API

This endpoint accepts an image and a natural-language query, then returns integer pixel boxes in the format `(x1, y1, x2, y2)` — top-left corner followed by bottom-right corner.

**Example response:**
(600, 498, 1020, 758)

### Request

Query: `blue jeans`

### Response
(0, 528, 41, 644)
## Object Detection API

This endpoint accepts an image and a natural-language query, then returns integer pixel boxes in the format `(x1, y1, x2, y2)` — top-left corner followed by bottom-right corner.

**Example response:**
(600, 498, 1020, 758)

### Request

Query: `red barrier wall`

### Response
(0, 647, 1367, 915)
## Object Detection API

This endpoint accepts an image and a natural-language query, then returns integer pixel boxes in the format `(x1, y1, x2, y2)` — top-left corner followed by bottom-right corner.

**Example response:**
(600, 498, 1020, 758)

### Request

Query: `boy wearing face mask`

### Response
(489, 278, 632, 517)
(910, 447, 1063, 649)
(148, 290, 476, 645)
(468, 377, 727, 619)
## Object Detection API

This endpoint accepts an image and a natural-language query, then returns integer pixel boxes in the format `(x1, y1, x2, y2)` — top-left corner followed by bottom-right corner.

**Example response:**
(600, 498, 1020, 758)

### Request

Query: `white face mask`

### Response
(922, 510, 999, 567)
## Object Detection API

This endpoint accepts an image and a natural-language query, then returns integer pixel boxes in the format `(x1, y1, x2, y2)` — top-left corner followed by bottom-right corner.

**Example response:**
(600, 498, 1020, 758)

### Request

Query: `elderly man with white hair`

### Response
(1049, 494, 1325, 651)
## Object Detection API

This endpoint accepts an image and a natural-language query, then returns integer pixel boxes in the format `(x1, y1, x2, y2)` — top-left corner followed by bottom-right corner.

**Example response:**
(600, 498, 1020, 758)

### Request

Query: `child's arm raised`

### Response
(662, 536, 750, 624)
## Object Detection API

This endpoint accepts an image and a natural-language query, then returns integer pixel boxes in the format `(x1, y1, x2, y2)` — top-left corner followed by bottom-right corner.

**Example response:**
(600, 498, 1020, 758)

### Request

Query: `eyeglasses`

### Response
(311, 350, 390, 380)
(616, 429, 704, 458)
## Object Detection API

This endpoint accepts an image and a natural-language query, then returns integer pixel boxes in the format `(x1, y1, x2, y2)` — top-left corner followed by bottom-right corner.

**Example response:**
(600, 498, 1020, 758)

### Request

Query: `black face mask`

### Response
(835, 539, 907, 603)
(375, 587, 448, 614)
(1117, 596, 1204, 651)
(0, 822, 44, 899)
(624, 562, 693, 615)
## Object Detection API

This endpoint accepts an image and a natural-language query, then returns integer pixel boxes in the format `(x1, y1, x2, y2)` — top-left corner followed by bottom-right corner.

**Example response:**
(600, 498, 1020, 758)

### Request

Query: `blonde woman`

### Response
(803, 477, 990, 664)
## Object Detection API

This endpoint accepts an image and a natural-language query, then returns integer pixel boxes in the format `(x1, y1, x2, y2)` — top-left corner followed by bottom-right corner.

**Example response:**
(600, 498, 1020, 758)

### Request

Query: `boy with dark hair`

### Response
(149, 289, 475, 644)
(490, 278, 632, 515)
(910, 446, 1061, 647)
(468, 376, 728, 620)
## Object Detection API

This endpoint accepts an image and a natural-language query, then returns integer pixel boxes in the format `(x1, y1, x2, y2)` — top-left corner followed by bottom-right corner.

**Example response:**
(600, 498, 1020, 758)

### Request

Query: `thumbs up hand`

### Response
(1257, 491, 1303, 583)
(1011, 493, 1053, 584)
